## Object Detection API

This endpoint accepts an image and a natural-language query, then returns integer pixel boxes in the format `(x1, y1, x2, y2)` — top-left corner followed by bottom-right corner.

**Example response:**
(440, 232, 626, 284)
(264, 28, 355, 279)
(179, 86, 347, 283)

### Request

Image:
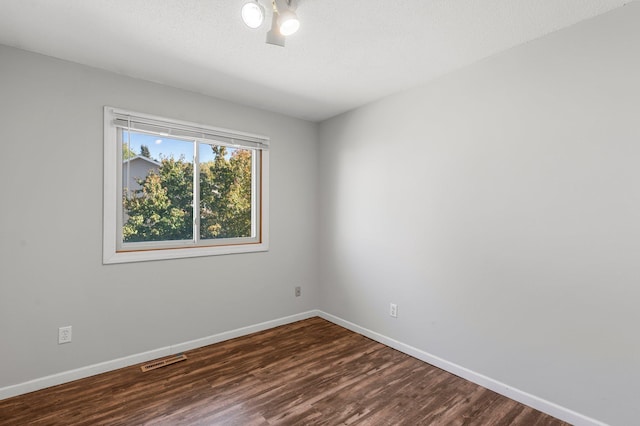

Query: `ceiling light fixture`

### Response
(241, 0, 265, 29)
(266, 11, 286, 47)
(243, 0, 300, 47)
(277, 8, 299, 36)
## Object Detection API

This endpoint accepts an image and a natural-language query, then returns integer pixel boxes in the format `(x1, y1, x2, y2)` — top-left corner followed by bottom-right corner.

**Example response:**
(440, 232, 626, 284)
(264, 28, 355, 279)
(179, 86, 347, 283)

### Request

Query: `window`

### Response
(103, 107, 269, 264)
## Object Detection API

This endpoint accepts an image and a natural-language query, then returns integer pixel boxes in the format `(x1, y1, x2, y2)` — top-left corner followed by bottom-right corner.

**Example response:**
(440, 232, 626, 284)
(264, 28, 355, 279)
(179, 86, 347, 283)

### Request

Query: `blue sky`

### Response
(124, 131, 222, 163)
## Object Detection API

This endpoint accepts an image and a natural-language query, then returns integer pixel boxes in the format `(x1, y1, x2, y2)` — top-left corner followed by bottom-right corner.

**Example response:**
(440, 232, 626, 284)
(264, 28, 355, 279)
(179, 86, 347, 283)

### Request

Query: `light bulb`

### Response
(278, 10, 299, 36)
(241, 1, 264, 29)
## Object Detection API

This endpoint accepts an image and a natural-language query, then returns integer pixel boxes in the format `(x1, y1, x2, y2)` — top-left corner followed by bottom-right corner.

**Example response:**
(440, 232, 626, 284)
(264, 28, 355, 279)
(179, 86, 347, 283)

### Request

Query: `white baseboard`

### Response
(0, 309, 608, 426)
(318, 311, 608, 426)
(0, 310, 319, 401)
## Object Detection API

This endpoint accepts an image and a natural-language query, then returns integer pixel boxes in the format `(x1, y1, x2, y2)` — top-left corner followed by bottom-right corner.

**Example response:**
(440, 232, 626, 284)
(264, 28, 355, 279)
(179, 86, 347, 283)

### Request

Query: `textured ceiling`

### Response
(0, 0, 633, 121)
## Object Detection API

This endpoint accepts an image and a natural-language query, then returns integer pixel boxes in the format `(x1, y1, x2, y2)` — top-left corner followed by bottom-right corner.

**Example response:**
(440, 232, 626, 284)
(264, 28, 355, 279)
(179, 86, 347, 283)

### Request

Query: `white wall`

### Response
(0, 45, 319, 388)
(318, 3, 640, 425)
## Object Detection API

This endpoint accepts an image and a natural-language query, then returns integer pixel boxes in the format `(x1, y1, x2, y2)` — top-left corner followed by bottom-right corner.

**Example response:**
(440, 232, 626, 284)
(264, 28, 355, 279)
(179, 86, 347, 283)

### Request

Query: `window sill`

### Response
(103, 242, 268, 264)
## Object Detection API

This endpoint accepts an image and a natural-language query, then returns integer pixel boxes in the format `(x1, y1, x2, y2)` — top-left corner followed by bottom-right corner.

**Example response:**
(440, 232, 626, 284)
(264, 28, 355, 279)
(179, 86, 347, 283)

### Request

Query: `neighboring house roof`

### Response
(123, 155, 162, 167)
(123, 156, 162, 193)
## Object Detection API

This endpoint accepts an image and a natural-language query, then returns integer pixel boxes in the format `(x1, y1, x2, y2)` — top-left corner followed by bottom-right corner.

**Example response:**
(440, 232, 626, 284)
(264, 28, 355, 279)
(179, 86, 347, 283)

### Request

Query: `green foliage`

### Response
(200, 147, 252, 239)
(140, 144, 151, 159)
(123, 144, 136, 160)
(122, 146, 253, 243)
(123, 157, 193, 242)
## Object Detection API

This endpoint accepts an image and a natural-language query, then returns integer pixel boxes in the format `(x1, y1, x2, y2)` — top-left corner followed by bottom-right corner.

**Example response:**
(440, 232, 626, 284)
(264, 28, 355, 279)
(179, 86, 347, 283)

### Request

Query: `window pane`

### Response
(199, 143, 253, 239)
(122, 131, 194, 242)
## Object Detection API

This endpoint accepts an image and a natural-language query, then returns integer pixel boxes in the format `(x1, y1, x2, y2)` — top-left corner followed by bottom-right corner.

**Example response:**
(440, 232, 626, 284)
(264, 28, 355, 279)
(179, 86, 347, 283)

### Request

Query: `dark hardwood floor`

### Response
(0, 317, 569, 425)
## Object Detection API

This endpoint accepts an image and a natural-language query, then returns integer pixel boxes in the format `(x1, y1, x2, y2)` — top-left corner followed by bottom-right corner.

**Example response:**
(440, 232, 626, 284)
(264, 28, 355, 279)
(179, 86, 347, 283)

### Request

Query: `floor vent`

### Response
(140, 353, 188, 372)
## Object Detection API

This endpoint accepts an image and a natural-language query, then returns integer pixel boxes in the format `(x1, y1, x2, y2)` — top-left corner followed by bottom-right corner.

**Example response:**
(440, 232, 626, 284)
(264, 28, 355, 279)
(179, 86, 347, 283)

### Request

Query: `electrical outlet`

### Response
(58, 326, 72, 344)
(389, 303, 398, 318)
(295, 286, 301, 297)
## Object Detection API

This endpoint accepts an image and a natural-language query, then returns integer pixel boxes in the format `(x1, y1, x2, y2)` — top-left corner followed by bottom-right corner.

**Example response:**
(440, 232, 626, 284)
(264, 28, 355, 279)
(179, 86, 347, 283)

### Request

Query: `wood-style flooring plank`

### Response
(0, 317, 570, 425)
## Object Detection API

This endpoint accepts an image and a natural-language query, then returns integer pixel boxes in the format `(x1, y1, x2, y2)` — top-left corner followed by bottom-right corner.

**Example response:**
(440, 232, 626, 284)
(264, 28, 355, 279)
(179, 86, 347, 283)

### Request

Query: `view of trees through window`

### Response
(121, 131, 253, 244)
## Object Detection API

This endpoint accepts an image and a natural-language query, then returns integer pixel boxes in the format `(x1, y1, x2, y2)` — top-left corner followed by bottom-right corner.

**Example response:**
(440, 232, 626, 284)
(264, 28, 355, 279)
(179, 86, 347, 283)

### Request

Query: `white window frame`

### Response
(103, 106, 269, 264)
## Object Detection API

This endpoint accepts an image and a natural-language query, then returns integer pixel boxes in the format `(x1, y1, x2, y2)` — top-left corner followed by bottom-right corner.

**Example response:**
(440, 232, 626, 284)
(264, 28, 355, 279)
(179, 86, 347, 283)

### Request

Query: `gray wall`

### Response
(0, 45, 319, 387)
(318, 4, 639, 425)
(2, 3, 639, 424)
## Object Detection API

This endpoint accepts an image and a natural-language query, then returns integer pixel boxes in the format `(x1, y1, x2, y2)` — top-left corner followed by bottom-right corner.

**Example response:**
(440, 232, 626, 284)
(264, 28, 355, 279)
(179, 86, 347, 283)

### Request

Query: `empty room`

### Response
(0, 1, 638, 425)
